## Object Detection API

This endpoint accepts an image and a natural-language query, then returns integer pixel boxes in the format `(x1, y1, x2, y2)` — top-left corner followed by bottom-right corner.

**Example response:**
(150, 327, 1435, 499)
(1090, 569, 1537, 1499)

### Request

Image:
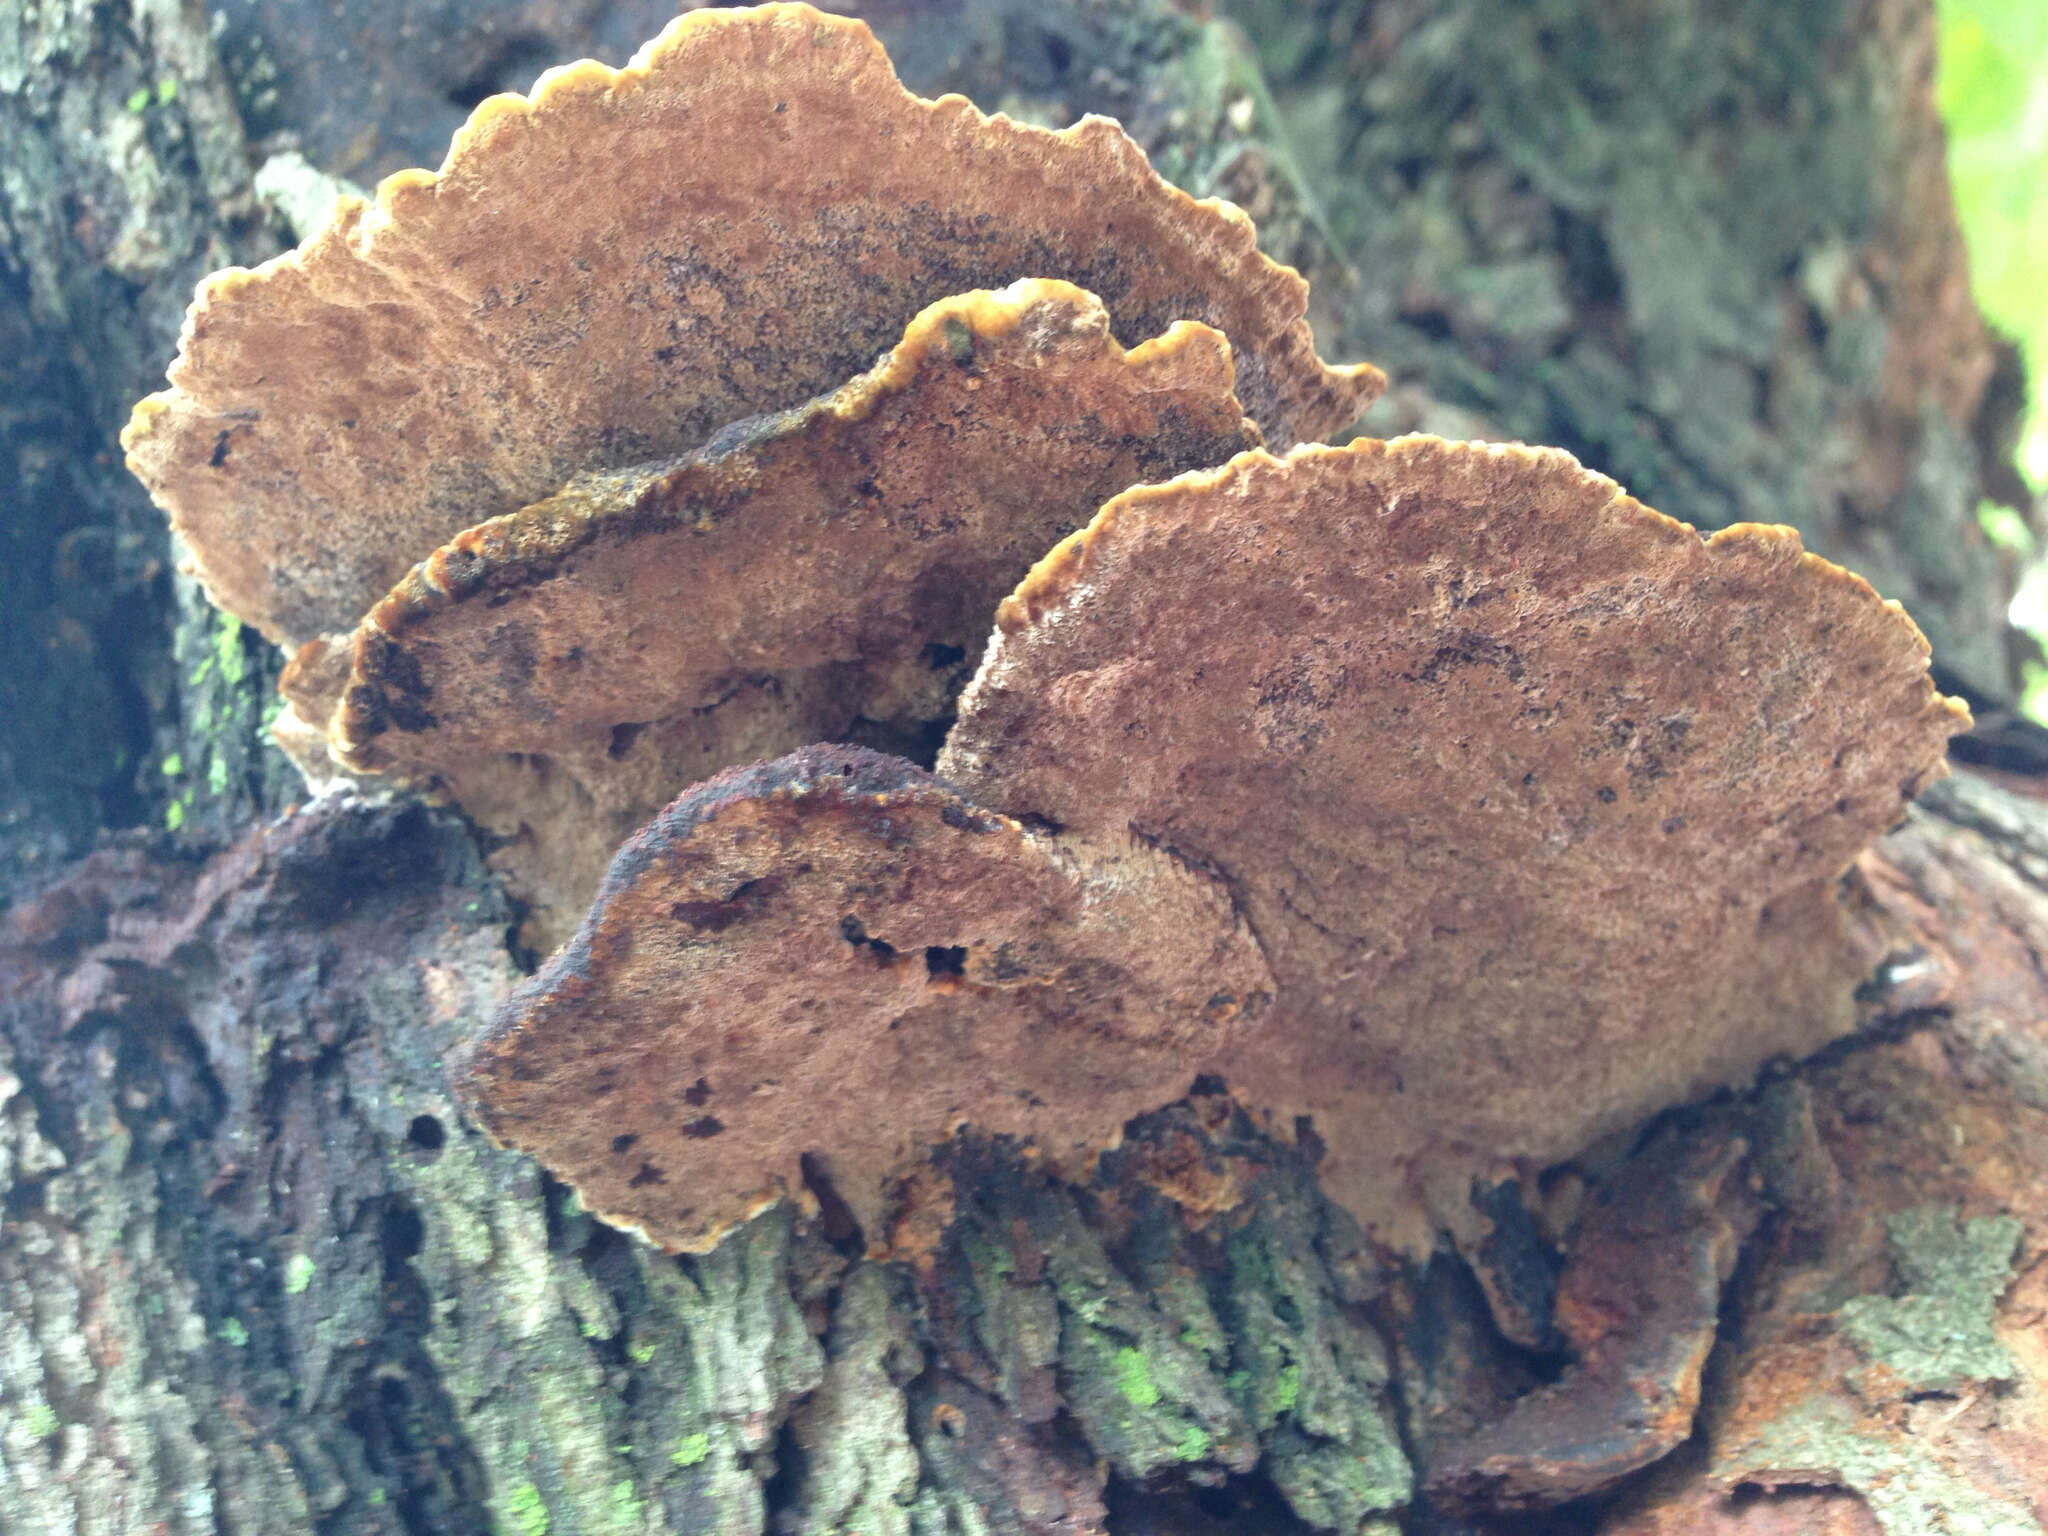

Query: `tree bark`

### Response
(3, 2, 2043, 1533)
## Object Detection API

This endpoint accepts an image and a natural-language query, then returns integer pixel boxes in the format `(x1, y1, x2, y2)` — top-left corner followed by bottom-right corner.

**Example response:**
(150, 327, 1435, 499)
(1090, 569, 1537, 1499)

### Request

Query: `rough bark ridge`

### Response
(4, 1, 2045, 1533)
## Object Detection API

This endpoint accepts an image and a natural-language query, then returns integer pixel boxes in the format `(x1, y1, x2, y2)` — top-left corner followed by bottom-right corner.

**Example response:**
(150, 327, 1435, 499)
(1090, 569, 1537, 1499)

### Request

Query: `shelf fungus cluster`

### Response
(125, 3, 1965, 1256)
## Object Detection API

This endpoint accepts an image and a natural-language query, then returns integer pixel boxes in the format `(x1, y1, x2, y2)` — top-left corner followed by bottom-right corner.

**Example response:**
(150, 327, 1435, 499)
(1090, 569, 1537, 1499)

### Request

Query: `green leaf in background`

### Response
(1939, 0, 2048, 718)
(1938, 0, 2048, 487)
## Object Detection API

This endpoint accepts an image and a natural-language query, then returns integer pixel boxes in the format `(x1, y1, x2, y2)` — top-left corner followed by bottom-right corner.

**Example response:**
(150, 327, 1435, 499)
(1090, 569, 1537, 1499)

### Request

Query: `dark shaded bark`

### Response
(0, 0, 292, 886)
(3, 2, 2043, 1533)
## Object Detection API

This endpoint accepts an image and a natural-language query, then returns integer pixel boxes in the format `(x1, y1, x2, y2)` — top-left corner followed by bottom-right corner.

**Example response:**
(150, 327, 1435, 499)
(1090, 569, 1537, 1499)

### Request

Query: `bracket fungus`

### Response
(938, 436, 1968, 1243)
(333, 280, 1252, 779)
(317, 281, 1256, 940)
(120, 1, 1375, 652)
(462, 745, 1271, 1252)
(118, 2, 1335, 941)
(309, 280, 1256, 944)
(120, 2, 1968, 1264)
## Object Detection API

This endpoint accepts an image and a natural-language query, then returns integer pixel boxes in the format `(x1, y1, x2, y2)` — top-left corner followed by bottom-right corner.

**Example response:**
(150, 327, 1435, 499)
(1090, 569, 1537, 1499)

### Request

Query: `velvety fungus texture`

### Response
(938, 436, 1968, 1240)
(333, 280, 1253, 772)
(119, 2, 1375, 650)
(326, 280, 1254, 945)
(461, 745, 1272, 1252)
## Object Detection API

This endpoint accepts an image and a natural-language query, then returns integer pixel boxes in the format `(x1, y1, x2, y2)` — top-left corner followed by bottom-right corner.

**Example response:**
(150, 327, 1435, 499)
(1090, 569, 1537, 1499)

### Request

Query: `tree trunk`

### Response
(3, 2, 2042, 1533)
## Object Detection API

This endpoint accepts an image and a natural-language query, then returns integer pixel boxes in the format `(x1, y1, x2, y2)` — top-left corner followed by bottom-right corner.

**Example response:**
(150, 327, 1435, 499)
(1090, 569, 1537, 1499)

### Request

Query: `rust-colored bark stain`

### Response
(1600, 777, 2048, 1531)
(119, 2, 1376, 651)
(941, 435, 1967, 1245)
(1125, 1122, 1250, 1221)
(1428, 1131, 1761, 1512)
(460, 744, 1273, 1253)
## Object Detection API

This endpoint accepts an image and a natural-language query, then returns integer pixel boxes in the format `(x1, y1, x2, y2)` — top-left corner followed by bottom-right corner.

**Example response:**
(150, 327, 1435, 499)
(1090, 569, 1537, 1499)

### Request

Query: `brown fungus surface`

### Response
(119, 1, 1376, 650)
(460, 745, 1273, 1253)
(432, 671, 860, 956)
(333, 280, 1256, 775)
(938, 436, 1968, 1244)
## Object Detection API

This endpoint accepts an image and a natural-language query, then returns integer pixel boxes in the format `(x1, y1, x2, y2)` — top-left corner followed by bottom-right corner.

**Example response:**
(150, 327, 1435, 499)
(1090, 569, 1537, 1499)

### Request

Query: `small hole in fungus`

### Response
(925, 945, 967, 979)
(925, 642, 967, 670)
(683, 1077, 712, 1106)
(611, 1133, 638, 1155)
(406, 1115, 446, 1156)
(629, 1162, 666, 1187)
(682, 1116, 725, 1139)
(841, 916, 899, 963)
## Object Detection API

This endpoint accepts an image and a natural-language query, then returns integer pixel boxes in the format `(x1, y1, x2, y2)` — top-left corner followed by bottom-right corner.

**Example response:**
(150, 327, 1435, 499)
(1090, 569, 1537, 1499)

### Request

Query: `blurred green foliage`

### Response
(1939, 0, 2048, 716)
(1938, 0, 2048, 487)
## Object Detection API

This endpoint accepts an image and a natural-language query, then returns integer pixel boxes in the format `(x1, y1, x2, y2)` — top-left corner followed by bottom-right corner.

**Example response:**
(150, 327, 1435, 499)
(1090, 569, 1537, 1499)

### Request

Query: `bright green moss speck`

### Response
(1114, 1346, 1161, 1409)
(1174, 1424, 1211, 1462)
(284, 1253, 316, 1295)
(610, 1480, 642, 1527)
(215, 617, 249, 687)
(218, 1316, 249, 1347)
(23, 1403, 59, 1438)
(1273, 1362, 1301, 1414)
(504, 1480, 549, 1536)
(671, 1432, 710, 1468)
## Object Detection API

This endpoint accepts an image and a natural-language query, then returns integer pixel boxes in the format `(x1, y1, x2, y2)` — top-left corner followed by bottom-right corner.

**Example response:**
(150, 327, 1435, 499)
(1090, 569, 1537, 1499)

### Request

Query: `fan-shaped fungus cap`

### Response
(460, 745, 1273, 1252)
(333, 280, 1255, 775)
(118, 1, 1377, 650)
(318, 279, 1254, 951)
(938, 437, 1969, 1243)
